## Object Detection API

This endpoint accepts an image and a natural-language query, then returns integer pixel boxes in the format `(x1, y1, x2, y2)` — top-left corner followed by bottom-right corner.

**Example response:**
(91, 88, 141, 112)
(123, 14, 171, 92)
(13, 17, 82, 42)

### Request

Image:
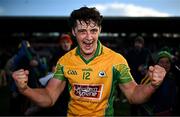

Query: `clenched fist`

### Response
(12, 69, 29, 90)
(148, 65, 166, 88)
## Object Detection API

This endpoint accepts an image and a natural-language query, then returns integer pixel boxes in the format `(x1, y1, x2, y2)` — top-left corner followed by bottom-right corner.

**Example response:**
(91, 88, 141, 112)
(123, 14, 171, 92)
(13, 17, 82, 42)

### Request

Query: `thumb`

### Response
(149, 66, 154, 72)
(148, 66, 154, 78)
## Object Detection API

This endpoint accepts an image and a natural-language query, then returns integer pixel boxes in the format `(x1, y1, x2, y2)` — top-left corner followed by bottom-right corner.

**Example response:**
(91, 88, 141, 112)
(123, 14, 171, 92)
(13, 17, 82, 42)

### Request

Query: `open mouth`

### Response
(83, 40, 93, 49)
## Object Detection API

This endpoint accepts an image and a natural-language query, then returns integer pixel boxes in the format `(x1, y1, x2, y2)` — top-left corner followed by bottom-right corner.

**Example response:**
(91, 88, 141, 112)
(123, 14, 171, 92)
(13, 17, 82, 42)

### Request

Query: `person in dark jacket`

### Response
(139, 51, 177, 116)
(37, 33, 73, 116)
(5, 40, 47, 115)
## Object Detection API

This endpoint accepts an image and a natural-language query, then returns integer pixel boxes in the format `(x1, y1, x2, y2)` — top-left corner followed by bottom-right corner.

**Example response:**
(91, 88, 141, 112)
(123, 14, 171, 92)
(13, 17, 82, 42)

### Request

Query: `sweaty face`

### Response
(72, 20, 101, 60)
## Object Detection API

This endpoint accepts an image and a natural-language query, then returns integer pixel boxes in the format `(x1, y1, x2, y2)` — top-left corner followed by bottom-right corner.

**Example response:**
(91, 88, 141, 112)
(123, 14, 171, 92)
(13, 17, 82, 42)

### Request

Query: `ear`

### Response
(72, 28, 75, 36)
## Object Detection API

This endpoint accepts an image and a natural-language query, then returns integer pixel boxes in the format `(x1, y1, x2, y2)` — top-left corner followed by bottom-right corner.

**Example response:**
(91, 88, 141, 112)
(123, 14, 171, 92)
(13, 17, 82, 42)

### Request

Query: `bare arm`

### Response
(119, 80, 156, 104)
(12, 69, 66, 107)
(119, 65, 166, 104)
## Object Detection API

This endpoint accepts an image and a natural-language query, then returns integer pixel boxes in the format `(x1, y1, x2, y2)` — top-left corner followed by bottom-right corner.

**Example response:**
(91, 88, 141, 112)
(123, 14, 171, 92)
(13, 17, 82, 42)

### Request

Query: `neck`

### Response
(78, 40, 100, 62)
(81, 51, 96, 61)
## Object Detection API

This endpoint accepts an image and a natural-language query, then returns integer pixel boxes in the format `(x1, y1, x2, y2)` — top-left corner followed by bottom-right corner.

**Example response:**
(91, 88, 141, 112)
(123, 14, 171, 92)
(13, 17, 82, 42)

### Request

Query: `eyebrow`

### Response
(77, 28, 98, 32)
(77, 28, 86, 32)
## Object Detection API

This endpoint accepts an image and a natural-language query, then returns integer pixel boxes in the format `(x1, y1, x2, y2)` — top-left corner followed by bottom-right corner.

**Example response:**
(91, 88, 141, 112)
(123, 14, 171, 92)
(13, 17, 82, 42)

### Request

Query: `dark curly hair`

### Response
(68, 6, 103, 29)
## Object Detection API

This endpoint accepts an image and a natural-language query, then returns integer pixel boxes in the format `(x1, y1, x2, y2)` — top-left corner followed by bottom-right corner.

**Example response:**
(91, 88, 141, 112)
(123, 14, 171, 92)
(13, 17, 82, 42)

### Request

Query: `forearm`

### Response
(19, 86, 53, 107)
(129, 83, 156, 104)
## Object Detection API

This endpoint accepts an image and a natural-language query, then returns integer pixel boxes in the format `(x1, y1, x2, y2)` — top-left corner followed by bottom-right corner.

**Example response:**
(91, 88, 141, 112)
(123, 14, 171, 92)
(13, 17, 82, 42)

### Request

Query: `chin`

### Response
(82, 48, 92, 53)
(85, 52, 93, 55)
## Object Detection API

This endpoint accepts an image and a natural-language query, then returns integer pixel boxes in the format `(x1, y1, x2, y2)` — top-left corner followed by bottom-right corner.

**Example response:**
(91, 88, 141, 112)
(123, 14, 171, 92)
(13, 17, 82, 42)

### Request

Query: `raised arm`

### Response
(119, 65, 166, 104)
(12, 69, 66, 107)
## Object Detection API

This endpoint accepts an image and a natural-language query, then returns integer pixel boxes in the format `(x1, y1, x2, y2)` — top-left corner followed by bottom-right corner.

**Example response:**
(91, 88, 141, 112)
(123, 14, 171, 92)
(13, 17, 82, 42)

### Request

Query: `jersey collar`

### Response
(76, 40, 103, 64)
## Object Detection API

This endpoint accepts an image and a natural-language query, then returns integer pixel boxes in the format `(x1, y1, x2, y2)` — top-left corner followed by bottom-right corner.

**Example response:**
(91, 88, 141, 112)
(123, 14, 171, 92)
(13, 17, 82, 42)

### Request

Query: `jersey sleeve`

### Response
(53, 63, 66, 81)
(113, 55, 134, 84)
(113, 64, 133, 84)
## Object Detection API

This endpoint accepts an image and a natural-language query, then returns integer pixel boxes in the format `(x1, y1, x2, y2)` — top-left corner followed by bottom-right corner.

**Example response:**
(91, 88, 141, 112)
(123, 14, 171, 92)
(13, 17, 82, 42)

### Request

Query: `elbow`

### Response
(127, 96, 149, 105)
(127, 99, 134, 104)
(44, 103, 54, 108)
(127, 97, 137, 104)
(41, 89, 56, 107)
(39, 99, 54, 108)
(48, 99, 55, 107)
(128, 99, 141, 105)
(36, 93, 55, 108)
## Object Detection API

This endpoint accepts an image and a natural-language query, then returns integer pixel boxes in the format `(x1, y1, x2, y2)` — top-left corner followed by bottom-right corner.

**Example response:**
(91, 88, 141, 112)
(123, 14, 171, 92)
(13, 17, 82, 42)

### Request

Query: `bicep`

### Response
(46, 78, 66, 105)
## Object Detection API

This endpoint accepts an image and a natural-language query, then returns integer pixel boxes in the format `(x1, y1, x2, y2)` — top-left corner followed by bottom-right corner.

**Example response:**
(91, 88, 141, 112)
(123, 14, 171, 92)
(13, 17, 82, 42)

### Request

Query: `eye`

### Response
(90, 29, 98, 34)
(78, 29, 87, 34)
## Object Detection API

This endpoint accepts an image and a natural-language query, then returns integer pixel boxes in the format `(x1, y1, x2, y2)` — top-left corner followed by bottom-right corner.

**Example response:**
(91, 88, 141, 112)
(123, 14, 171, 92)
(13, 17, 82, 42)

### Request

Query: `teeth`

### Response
(84, 40, 92, 44)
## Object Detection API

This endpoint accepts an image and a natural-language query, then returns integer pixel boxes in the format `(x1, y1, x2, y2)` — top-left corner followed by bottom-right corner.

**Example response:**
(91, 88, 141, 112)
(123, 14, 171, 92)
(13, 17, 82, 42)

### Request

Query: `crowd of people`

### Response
(0, 33, 74, 116)
(0, 6, 180, 116)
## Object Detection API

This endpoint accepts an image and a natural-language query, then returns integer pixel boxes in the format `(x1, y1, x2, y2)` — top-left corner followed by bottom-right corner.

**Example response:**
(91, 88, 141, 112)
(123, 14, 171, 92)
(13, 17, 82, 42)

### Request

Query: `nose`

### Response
(85, 31, 93, 39)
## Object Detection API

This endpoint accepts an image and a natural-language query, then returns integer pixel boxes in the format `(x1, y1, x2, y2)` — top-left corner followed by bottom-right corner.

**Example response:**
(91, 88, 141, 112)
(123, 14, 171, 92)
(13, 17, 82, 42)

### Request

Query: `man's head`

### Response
(156, 51, 172, 72)
(69, 6, 103, 30)
(69, 6, 103, 60)
(59, 33, 73, 51)
(134, 36, 144, 50)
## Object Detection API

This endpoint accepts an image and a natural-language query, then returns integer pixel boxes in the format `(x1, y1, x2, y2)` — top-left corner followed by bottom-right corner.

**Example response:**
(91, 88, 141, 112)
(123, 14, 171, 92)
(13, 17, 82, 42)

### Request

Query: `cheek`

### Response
(158, 63, 165, 68)
(167, 64, 171, 69)
(94, 34, 99, 40)
(76, 36, 85, 43)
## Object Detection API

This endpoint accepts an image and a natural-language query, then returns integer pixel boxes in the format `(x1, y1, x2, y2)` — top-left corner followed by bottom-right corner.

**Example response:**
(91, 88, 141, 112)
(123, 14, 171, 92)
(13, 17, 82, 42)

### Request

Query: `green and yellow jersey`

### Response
(53, 41, 134, 116)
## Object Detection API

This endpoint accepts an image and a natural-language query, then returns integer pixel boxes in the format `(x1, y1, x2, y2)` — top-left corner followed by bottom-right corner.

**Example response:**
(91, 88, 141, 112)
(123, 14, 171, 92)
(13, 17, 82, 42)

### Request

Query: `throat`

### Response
(82, 53, 94, 61)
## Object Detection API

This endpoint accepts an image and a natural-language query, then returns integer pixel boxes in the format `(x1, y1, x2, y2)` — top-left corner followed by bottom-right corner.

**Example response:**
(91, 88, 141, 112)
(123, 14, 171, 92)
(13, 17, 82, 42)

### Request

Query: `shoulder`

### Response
(102, 45, 128, 64)
(57, 47, 77, 64)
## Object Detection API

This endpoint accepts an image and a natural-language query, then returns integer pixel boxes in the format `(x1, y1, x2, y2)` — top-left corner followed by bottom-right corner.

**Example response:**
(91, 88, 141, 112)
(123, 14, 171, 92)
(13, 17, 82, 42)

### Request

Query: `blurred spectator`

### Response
(126, 36, 154, 84)
(125, 36, 154, 115)
(37, 33, 73, 116)
(171, 47, 180, 115)
(0, 70, 7, 88)
(5, 40, 48, 115)
(139, 51, 178, 116)
(50, 33, 73, 71)
(0, 50, 10, 88)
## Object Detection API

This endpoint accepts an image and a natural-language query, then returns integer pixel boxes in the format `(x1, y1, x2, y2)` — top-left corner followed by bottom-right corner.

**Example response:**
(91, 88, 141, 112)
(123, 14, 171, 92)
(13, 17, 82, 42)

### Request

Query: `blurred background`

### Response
(0, 0, 180, 116)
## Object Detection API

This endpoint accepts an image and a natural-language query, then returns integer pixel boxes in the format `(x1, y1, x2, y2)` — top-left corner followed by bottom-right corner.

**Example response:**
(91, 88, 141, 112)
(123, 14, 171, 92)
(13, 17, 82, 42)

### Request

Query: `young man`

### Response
(12, 7, 166, 116)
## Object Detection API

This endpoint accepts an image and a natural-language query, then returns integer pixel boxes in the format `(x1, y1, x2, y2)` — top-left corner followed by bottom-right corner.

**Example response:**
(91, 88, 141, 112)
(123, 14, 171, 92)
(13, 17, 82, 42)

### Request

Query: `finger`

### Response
(16, 69, 25, 73)
(154, 65, 165, 71)
(16, 76, 28, 89)
(17, 74, 28, 79)
(148, 66, 154, 78)
(18, 79, 28, 89)
(149, 66, 154, 72)
(13, 69, 24, 76)
(151, 66, 166, 88)
(14, 73, 26, 79)
(24, 70, 29, 75)
(154, 65, 166, 77)
(13, 70, 28, 81)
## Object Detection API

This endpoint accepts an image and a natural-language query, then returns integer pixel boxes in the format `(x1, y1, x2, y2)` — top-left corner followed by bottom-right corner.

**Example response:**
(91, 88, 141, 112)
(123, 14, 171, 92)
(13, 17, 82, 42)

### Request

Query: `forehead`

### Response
(76, 20, 99, 29)
(158, 57, 170, 62)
